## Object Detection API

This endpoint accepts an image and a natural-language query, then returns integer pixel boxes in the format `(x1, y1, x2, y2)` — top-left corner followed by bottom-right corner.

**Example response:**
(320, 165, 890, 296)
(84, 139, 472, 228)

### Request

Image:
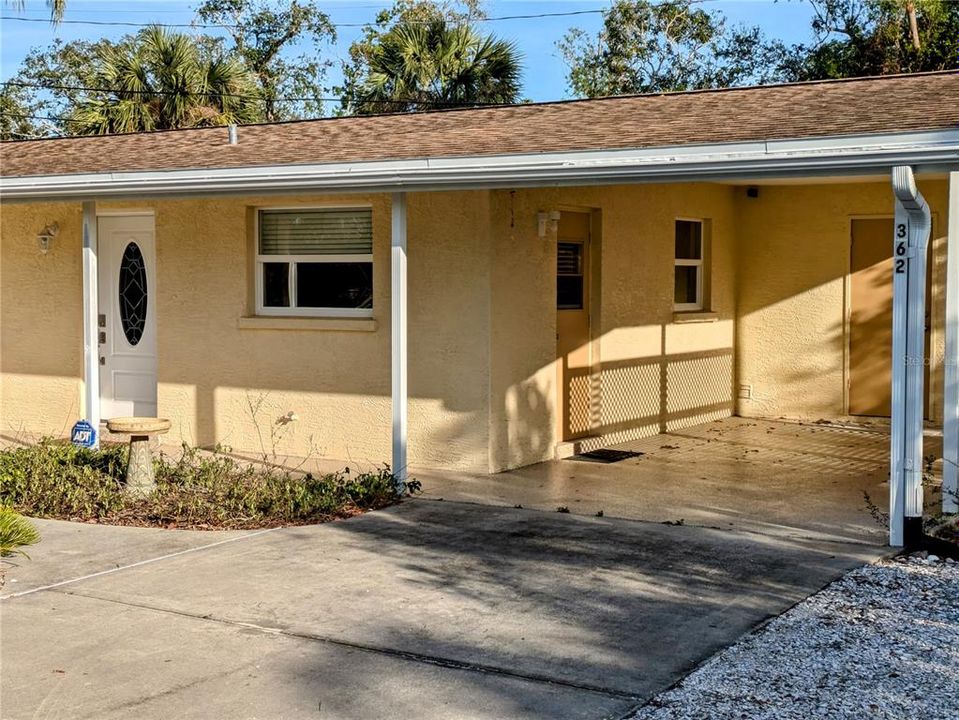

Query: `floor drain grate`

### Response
(569, 449, 644, 463)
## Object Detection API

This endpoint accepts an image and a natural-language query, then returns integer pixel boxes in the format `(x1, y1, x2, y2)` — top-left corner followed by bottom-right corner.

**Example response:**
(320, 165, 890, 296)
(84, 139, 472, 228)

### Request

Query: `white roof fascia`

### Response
(2, 129, 958, 202)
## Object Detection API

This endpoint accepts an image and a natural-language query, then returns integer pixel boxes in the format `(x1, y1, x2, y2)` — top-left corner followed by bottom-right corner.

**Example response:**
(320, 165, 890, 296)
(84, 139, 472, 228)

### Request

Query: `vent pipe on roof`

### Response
(228, 124, 238, 145)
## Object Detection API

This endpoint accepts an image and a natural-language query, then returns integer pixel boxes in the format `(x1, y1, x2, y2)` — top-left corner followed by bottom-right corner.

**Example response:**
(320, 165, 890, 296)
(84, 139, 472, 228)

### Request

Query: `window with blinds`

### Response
(557, 242, 585, 310)
(259, 209, 373, 256)
(256, 208, 374, 316)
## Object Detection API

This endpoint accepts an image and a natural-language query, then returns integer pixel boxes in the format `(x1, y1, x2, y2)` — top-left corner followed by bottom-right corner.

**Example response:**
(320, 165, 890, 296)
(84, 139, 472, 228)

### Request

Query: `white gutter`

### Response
(944, 172, 959, 514)
(890, 165, 932, 547)
(2, 129, 958, 201)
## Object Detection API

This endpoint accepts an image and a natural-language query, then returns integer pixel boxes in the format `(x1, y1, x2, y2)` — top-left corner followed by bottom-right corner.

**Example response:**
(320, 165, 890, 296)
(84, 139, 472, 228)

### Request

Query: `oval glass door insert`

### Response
(118, 242, 148, 346)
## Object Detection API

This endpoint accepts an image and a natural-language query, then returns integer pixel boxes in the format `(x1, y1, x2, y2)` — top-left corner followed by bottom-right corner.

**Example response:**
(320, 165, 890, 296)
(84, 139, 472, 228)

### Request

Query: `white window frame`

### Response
(255, 205, 374, 318)
(674, 217, 705, 312)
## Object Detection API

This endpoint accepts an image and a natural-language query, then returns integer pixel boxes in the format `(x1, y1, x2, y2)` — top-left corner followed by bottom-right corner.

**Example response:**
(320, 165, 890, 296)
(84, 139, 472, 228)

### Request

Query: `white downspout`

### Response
(890, 166, 932, 546)
(391, 192, 408, 492)
(81, 201, 101, 446)
(943, 171, 959, 514)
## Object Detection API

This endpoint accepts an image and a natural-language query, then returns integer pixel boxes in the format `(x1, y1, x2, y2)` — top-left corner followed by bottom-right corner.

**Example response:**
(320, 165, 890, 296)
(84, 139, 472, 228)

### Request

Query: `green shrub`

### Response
(0, 440, 128, 519)
(0, 440, 410, 530)
(0, 507, 40, 557)
(145, 447, 403, 527)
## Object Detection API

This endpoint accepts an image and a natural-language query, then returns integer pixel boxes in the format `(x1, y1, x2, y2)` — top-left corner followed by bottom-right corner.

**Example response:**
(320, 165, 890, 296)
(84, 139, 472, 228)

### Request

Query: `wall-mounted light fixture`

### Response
(537, 210, 561, 238)
(37, 222, 59, 254)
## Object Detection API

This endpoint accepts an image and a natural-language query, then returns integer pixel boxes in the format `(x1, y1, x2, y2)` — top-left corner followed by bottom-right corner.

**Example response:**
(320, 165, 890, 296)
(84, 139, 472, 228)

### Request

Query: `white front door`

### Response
(97, 215, 157, 418)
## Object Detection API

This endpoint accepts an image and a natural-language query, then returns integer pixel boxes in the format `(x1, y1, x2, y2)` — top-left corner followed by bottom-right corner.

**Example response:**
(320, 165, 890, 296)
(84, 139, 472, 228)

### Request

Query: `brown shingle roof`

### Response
(2, 72, 957, 179)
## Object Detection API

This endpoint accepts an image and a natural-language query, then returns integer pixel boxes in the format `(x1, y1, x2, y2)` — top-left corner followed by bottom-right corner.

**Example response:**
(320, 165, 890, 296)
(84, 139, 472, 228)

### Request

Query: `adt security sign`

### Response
(71, 420, 97, 448)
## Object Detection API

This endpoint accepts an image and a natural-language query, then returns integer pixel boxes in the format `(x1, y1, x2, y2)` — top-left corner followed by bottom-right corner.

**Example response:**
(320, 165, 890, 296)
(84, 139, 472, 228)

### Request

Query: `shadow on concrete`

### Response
(272, 500, 882, 700)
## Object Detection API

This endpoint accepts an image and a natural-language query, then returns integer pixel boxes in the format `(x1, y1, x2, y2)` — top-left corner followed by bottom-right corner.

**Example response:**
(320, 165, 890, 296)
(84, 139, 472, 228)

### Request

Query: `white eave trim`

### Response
(2, 129, 958, 201)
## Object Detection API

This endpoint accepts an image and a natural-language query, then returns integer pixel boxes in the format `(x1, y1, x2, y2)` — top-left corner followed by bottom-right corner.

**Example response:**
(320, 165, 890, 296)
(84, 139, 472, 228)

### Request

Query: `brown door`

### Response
(849, 218, 930, 417)
(556, 211, 593, 441)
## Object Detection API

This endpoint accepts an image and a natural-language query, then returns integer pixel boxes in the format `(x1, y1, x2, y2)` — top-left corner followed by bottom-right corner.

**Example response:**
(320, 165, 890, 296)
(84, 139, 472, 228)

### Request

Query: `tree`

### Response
(559, 0, 787, 98)
(340, 1, 520, 113)
(9, 1, 336, 123)
(5, 37, 118, 135)
(335, 0, 502, 114)
(9, 1, 66, 23)
(350, 20, 521, 113)
(65, 26, 263, 135)
(194, 0, 336, 121)
(47, 0, 63, 22)
(0, 83, 40, 140)
(3, 37, 110, 138)
(784, 0, 959, 80)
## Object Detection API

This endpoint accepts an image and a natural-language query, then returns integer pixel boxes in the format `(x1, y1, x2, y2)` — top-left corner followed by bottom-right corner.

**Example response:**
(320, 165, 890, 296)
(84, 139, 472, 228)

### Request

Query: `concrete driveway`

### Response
(2, 499, 883, 720)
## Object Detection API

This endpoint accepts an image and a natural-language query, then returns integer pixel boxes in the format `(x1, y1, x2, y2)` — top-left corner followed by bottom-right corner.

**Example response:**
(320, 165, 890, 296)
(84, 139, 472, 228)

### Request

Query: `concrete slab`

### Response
(0, 518, 263, 597)
(417, 418, 943, 544)
(2, 500, 883, 719)
(3, 591, 631, 720)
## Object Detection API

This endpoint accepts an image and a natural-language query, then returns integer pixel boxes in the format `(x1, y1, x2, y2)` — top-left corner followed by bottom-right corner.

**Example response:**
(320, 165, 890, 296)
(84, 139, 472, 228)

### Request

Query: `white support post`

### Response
(944, 172, 959, 514)
(890, 190, 909, 546)
(391, 192, 408, 492)
(81, 201, 101, 446)
(890, 166, 932, 546)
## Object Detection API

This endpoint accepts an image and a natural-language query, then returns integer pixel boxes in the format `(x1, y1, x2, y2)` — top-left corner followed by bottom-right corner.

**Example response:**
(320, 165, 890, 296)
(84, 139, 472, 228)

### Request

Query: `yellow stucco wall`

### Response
(2, 178, 949, 472)
(0, 202, 85, 439)
(1, 192, 491, 471)
(735, 178, 950, 423)
(488, 183, 738, 470)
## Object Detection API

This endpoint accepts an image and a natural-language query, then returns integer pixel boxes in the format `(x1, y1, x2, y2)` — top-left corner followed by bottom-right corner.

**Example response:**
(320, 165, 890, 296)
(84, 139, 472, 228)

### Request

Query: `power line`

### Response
(0, 111, 85, 125)
(0, 9, 609, 30)
(1, 79, 506, 108)
(1, 128, 55, 139)
(484, 9, 608, 22)
(12, 7, 205, 15)
(12, 4, 390, 15)
(0, 15, 280, 29)
(2, 79, 341, 103)
(0, 112, 82, 139)
(0, 96, 492, 138)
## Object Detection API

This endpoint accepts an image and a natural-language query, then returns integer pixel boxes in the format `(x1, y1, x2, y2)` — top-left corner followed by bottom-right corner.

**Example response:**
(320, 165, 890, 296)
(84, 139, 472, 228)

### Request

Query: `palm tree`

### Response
(352, 20, 522, 114)
(10, 1, 66, 23)
(67, 27, 263, 135)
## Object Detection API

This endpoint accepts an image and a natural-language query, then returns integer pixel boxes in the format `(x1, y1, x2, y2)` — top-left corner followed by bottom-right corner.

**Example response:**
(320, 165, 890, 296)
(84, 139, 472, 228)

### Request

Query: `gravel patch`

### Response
(628, 554, 959, 720)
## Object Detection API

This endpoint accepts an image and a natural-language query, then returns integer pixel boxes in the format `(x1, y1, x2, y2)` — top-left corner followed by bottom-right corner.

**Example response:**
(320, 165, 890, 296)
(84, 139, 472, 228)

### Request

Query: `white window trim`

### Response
(254, 205, 374, 318)
(674, 217, 705, 312)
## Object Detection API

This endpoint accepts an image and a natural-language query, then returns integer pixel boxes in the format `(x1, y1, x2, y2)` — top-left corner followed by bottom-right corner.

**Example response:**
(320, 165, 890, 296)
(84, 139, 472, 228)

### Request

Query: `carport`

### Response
(402, 163, 959, 548)
(418, 417, 946, 545)
(2, 75, 957, 548)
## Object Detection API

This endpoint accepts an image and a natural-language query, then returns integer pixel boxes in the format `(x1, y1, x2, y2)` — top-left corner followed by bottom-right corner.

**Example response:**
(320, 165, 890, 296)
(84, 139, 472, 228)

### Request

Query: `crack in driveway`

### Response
(52, 587, 644, 702)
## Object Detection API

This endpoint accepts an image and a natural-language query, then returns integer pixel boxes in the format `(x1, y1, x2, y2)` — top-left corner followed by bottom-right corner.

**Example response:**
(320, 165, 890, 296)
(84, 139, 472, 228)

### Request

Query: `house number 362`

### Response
(895, 223, 907, 274)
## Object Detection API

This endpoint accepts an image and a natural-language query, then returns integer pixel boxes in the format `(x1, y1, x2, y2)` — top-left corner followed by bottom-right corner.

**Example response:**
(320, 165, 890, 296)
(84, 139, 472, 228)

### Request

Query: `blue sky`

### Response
(0, 0, 819, 103)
